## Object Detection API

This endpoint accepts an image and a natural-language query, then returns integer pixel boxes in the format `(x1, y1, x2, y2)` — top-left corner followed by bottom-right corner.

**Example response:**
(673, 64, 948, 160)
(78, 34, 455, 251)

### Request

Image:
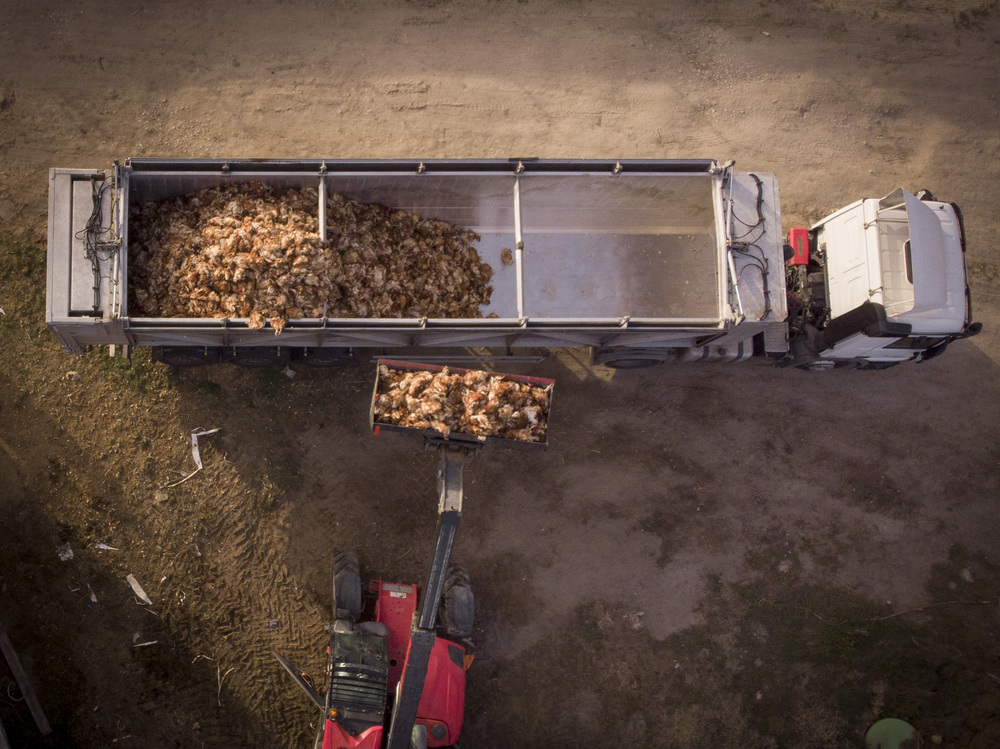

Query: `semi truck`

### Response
(46, 158, 980, 369)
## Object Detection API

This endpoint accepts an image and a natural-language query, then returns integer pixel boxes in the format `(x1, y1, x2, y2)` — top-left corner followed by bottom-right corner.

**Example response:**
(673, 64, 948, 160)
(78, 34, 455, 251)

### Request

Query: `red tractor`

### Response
(278, 363, 553, 747)
(276, 447, 475, 749)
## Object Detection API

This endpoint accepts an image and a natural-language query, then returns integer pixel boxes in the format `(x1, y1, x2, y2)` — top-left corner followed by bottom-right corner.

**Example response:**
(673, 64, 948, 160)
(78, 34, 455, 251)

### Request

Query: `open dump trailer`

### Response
(46, 158, 785, 366)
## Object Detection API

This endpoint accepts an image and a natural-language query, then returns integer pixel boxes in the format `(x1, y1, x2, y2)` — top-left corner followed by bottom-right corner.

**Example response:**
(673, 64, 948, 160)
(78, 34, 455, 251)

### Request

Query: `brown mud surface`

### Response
(2, 1, 1000, 746)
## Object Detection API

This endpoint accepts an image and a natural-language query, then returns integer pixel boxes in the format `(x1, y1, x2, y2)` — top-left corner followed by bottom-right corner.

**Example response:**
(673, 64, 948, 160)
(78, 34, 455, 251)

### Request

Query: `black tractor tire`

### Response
(332, 551, 362, 622)
(440, 563, 474, 640)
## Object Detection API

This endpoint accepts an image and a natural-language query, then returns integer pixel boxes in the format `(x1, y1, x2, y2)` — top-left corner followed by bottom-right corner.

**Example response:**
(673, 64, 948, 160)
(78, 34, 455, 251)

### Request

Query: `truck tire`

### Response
(592, 347, 663, 369)
(856, 361, 900, 370)
(604, 357, 660, 369)
(795, 359, 837, 371)
(440, 563, 474, 640)
(297, 347, 354, 367)
(223, 347, 290, 367)
(332, 551, 362, 622)
(152, 346, 221, 367)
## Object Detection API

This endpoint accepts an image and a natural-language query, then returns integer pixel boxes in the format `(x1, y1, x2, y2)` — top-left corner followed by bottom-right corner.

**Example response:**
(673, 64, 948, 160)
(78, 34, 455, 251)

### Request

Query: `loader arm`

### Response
(384, 448, 466, 749)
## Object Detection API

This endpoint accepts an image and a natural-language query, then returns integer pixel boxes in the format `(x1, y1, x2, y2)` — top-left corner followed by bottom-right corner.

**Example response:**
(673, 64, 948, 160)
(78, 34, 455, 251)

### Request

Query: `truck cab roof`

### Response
(815, 188, 967, 336)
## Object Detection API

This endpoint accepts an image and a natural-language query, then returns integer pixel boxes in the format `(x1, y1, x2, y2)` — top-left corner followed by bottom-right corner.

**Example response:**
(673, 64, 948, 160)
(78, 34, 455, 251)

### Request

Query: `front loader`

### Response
(276, 362, 553, 747)
(275, 446, 475, 749)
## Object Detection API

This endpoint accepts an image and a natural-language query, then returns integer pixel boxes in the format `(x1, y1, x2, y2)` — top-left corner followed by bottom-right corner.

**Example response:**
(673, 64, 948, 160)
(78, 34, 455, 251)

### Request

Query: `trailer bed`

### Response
(47, 159, 786, 354)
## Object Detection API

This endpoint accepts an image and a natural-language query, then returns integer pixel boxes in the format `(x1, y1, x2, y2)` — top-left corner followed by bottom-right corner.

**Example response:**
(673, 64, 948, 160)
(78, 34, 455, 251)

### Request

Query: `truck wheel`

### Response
(152, 346, 220, 367)
(603, 357, 660, 369)
(224, 347, 289, 367)
(796, 359, 837, 371)
(440, 563, 474, 640)
(592, 348, 662, 369)
(332, 551, 362, 621)
(592, 347, 667, 369)
(297, 347, 354, 367)
(856, 361, 900, 370)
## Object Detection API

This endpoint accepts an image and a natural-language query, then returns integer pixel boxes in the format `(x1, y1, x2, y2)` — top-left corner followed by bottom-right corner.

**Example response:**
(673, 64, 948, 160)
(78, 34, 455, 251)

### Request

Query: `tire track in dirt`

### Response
(153, 461, 329, 746)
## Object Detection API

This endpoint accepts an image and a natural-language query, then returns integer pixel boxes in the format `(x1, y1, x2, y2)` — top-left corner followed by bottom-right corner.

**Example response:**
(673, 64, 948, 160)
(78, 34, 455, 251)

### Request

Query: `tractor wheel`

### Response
(440, 563, 474, 640)
(332, 551, 362, 621)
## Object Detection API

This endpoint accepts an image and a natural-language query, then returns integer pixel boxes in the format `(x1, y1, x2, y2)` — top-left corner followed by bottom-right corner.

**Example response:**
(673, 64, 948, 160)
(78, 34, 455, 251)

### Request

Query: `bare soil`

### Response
(2, 1, 1000, 747)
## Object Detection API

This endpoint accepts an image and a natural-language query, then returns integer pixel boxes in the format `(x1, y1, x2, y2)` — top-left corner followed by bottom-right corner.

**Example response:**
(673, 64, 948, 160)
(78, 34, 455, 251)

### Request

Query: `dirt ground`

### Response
(2, 0, 1000, 746)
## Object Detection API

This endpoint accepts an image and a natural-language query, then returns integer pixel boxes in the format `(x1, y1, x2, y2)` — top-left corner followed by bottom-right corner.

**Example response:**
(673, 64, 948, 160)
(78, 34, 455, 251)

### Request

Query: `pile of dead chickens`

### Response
(373, 365, 551, 443)
(128, 182, 494, 333)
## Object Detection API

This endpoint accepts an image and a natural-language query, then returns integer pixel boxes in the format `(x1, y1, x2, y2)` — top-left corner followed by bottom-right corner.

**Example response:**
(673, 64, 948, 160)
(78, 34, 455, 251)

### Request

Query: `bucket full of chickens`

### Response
(370, 360, 554, 449)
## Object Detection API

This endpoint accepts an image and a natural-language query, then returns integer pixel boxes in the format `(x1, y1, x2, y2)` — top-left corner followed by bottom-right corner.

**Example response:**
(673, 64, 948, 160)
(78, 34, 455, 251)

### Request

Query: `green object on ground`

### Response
(865, 718, 922, 749)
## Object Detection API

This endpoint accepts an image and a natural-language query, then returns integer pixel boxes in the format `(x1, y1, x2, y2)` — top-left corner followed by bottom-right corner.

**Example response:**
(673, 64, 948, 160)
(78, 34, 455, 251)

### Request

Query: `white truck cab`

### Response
(801, 188, 978, 368)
